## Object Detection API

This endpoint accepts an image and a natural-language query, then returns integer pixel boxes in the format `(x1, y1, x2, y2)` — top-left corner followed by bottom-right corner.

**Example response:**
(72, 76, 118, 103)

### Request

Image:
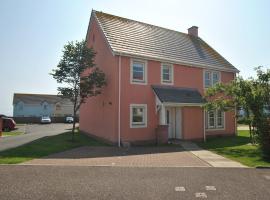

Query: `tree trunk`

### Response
(248, 123, 252, 143)
(71, 100, 77, 142)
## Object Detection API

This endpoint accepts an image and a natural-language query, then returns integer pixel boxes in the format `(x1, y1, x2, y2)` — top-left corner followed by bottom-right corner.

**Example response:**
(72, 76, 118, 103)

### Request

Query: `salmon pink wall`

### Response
(119, 58, 159, 143)
(119, 58, 236, 142)
(182, 107, 204, 140)
(80, 16, 119, 143)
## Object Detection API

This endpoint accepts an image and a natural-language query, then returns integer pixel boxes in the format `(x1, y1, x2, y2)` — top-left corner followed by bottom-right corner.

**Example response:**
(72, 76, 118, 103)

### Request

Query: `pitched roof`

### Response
(13, 93, 73, 105)
(91, 10, 238, 72)
(152, 85, 204, 104)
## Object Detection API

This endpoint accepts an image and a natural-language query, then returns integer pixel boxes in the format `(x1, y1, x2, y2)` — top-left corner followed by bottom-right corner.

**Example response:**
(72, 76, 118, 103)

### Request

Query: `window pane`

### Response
(132, 107, 144, 123)
(213, 72, 219, 85)
(217, 110, 224, 127)
(163, 68, 170, 74)
(162, 65, 172, 82)
(208, 111, 215, 127)
(163, 73, 170, 81)
(204, 71, 211, 87)
(133, 71, 143, 80)
(166, 110, 170, 124)
(133, 62, 144, 81)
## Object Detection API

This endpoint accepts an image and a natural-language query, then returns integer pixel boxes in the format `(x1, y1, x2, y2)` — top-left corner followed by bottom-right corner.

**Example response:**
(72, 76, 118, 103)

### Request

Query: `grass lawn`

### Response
(197, 130, 270, 167)
(2, 131, 24, 137)
(0, 131, 106, 164)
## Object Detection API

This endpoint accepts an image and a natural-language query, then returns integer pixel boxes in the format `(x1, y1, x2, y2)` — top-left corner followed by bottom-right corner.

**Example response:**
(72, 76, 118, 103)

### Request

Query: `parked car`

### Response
(65, 116, 74, 123)
(40, 116, 51, 124)
(2, 117, 16, 131)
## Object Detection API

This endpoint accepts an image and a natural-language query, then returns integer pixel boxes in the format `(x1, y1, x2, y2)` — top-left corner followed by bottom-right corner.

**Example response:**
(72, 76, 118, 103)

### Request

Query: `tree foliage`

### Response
(51, 40, 106, 140)
(204, 67, 270, 155)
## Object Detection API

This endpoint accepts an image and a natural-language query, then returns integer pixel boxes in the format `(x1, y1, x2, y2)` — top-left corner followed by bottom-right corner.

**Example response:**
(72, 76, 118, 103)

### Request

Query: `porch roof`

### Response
(152, 85, 205, 105)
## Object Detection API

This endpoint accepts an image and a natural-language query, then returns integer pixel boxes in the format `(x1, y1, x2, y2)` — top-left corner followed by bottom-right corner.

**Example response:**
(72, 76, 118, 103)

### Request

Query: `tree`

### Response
(51, 40, 106, 141)
(204, 67, 270, 155)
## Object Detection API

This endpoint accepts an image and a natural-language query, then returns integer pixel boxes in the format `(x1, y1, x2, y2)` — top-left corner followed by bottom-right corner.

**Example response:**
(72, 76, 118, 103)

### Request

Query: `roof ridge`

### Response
(93, 10, 190, 38)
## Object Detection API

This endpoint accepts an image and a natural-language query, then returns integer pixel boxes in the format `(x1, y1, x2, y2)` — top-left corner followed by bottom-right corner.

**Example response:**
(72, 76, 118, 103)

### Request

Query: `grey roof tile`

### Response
(152, 85, 204, 104)
(93, 10, 238, 72)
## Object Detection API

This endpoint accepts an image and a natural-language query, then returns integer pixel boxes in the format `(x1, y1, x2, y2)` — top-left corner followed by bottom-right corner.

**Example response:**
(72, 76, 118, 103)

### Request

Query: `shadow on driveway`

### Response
(22, 146, 210, 167)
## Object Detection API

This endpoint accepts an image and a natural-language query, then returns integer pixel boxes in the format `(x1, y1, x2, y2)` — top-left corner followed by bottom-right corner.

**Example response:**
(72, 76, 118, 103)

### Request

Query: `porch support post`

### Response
(159, 104, 166, 125)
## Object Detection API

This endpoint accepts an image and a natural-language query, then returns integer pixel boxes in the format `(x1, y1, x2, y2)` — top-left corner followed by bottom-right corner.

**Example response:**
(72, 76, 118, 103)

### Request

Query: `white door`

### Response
(175, 108, 182, 139)
(166, 108, 175, 139)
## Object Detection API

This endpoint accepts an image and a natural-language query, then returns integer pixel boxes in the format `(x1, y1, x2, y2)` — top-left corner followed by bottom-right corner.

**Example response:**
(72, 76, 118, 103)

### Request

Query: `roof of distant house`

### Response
(13, 93, 73, 105)
(90, 10, 238, 72)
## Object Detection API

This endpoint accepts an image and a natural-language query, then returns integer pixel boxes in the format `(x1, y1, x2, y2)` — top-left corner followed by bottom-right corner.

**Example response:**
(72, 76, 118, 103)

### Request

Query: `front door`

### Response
(166, 107, 182, 139)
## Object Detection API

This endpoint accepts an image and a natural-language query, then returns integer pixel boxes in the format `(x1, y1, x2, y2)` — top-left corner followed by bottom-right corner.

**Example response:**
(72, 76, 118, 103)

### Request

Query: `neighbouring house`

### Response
(80, 10, 239, 145)
(13, 93, 78, 122)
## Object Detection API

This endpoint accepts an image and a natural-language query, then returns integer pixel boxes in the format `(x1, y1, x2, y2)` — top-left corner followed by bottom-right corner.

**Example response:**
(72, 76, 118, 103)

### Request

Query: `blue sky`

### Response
(0, 0, 269, 115)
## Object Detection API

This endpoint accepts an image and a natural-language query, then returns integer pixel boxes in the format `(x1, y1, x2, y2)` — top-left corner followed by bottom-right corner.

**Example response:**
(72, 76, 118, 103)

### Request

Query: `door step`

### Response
(168, 139, 183, 145)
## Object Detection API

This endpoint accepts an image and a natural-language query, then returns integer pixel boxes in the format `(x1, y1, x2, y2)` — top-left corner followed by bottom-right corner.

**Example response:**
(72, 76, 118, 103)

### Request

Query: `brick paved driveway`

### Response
(23, 146, 210, 167)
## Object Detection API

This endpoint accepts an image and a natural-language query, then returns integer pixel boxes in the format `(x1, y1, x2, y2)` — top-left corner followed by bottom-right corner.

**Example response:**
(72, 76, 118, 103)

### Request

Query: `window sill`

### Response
(161, 81, 173, 85)
(131, 80, 147, 85)
(131, 124, 147, 128)
(206, 128, 225, 131)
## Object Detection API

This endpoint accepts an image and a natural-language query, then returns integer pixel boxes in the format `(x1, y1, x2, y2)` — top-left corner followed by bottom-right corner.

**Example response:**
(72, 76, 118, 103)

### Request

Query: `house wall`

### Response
(13, 103, 53, 117)
(13, 102, 75, 117)
(119, 57, 236, 143)
(182, 107, 204, 140)
(79, 15, 119, 143)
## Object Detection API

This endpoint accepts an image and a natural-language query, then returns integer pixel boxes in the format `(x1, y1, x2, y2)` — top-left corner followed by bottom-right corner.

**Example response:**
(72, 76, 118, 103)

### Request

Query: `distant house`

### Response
(13, 93, 76, 117)
(80, 10, 239, 145)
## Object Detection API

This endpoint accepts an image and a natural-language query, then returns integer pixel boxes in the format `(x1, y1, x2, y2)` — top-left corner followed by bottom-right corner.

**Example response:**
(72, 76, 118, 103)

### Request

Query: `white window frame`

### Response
(216, 110, 225, 128)
(130, 58, 147, 85)
(207, 110, 215, 129)
(130, 104, 147, 128)
(204, 70, 221, 88)
(161, 64, 174, 85)
(206, 109, 225, 130)
(212, 71, 220, 85)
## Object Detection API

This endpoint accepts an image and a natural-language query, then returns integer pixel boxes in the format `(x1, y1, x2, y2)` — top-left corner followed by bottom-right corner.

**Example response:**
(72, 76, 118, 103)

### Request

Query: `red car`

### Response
(2, 117, 16, 131)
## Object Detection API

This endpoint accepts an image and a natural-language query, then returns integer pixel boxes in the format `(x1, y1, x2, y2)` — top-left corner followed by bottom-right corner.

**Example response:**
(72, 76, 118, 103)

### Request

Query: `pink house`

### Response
(80, 10, 239, 146)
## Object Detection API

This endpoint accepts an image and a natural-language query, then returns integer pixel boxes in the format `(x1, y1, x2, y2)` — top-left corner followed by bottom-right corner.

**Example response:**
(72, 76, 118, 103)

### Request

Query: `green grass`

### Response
(2, 131, 24, 137)
(197, 130, 270, 167)
(0, 131, 106, 164)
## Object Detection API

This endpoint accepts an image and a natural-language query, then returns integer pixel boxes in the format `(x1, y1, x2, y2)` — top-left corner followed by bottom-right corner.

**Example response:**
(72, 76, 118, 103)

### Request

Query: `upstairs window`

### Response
(204, 71, 211, 88)
(131, 59, 147, 84)
(161, 64, 173, 84)
(204, 71, 220, 88)
(212, 72, 220, 85)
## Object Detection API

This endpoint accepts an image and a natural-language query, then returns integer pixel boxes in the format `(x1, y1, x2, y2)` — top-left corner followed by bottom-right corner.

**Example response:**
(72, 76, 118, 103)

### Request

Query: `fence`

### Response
(13, 116, 79, 124)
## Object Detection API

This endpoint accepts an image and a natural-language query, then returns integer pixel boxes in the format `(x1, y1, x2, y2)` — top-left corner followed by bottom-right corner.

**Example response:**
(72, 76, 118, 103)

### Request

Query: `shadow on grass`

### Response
(0, 131, 107, 164)
(197, 130, 270, 167)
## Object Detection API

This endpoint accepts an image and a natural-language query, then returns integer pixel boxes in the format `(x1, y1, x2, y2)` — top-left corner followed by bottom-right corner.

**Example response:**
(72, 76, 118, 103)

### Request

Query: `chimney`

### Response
(188, 26, 198, 37)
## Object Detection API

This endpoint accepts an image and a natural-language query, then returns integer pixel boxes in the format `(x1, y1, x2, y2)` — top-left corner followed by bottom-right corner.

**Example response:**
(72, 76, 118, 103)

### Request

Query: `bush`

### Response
(257, 118, 270, 156)
(237, 117, 251, 125)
